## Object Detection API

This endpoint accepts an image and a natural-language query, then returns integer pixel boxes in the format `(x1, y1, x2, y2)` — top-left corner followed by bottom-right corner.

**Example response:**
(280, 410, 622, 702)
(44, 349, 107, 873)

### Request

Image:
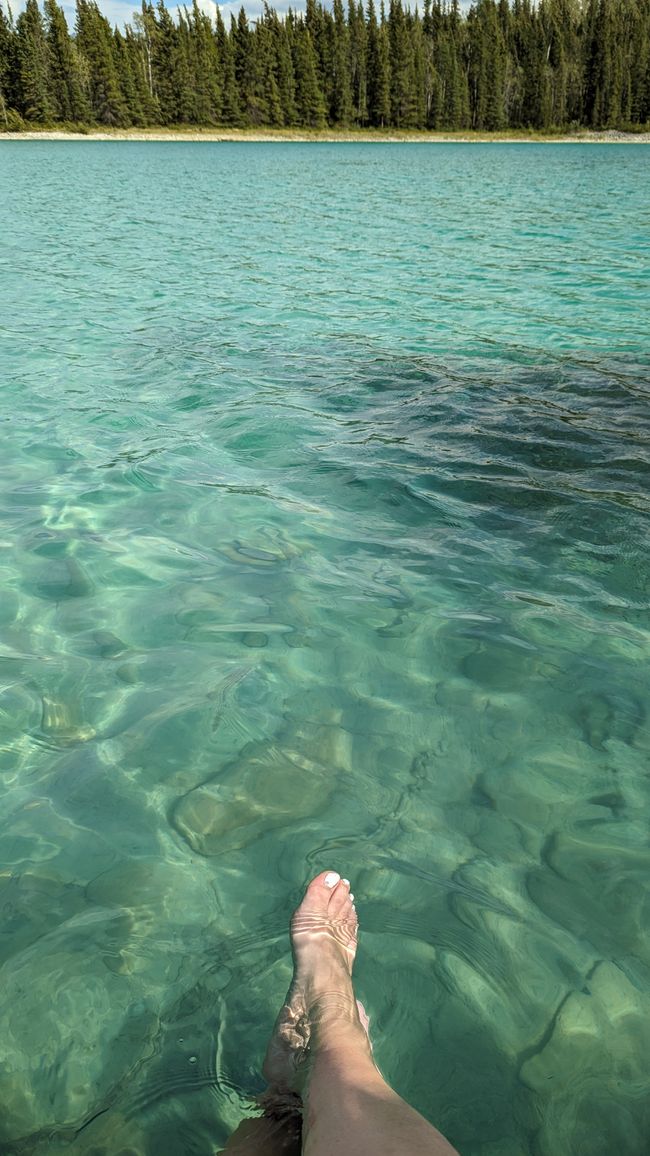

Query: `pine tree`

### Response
(214, 7, 240, 125)
(585, 0, 625, 126)
(388, 0, 417, 127)
(349, 0, 368, 124)
(174, 9, 197, 123)
(233, 7, 264, 124)
(186, 0, 221, 125)
(265, 6, 296, 125)
(0, 4, 20, 125)
(409, 11, 427, 127)
(367, 0, 391, 126)
(16, 0, 54, 122)
(45, 0, 89, 122)
(467, 0, 506, 129)
(123, 23, 159, 122)
(292, 17, 326, 126)
(255, 15, 283, 125)
(75, 0, 128, 124)
(1, 0, 647, 135)
(628, 0, 650, 124)
(113, 26, 145, 123)
(131, 2, 157, 117)
(331, 0, 352, 123)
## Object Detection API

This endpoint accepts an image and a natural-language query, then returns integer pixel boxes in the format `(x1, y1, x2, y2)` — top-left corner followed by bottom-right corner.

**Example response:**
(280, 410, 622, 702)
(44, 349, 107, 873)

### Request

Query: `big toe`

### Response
(297, 870, 342, 917)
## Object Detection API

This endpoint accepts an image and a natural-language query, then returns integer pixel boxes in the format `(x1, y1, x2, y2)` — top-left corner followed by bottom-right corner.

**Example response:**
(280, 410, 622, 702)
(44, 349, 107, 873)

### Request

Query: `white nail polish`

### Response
(342, 878, 350, 886)
(324, 871, 340, 888)
(349, 894, 355, 902)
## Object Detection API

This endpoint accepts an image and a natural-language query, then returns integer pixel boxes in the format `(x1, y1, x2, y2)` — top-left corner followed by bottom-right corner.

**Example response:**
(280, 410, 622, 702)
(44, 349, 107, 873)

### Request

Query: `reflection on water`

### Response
(0, 142, 649, 1155)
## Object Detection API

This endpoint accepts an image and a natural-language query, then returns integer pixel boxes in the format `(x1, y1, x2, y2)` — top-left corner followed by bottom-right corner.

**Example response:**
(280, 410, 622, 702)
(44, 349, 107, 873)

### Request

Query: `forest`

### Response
(1, 0, 649, 133)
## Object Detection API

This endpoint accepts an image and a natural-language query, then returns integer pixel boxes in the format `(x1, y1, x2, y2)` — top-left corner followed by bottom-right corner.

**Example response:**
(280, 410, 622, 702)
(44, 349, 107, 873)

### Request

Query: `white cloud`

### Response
(2, 0, 295, 22)
(3, 0, 469, 31)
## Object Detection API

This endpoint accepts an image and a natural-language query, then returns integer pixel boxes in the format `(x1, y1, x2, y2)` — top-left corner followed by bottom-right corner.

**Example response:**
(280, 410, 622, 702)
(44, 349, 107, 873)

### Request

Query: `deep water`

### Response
(0, 141, 649, 1156)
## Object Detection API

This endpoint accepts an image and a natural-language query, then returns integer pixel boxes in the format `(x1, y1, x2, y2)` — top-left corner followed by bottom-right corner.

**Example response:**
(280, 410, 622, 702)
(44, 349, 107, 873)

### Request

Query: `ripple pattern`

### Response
(0, 141, 649, 1155)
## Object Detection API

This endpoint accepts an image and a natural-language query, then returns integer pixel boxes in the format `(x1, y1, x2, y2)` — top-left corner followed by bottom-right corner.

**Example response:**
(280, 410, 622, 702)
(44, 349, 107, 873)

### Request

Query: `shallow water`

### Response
(0, 140, 649, 1155)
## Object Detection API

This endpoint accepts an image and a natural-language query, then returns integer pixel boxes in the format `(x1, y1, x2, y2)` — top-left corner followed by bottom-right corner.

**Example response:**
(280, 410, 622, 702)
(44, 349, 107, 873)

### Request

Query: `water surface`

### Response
(0, 141, 649, 1155)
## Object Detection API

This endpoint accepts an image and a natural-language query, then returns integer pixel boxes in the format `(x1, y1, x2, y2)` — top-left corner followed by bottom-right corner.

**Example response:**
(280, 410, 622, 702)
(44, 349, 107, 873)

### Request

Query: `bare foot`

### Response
(263, 871, 362, 1092)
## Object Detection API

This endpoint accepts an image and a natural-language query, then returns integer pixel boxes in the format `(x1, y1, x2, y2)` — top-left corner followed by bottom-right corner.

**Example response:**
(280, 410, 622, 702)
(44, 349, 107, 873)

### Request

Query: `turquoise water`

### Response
(0, 141, 649, 1156)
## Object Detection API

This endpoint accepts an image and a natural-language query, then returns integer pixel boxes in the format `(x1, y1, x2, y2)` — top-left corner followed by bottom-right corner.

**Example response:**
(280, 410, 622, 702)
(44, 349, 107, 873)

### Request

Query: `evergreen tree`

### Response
(267, 5, 297, 125)
(628, 0, 650, 123)
(388, 0, 417, 127)
(349, 0, 368, 124)
(331, 0, 352, 123)
(124, 22, 159, 121)
(45, 0, 88, 121)
(409, 10, 427, 127)
(1, 0, 648, 135)
(16, 0, 53, 122)
(233, 7, 266, 124)
(292, 17, 326, 126)
(255, 14, 283, 125)
(467, 0, 506, 129)
(174, 9, 197, 122)
(215, 7, 241, 125)
(75, 0, 127, 124)
(0, 4, 19, 124)
(132, 2, 156, 115)
(585, 0, 625, 126)
(367, 0, 391, 126)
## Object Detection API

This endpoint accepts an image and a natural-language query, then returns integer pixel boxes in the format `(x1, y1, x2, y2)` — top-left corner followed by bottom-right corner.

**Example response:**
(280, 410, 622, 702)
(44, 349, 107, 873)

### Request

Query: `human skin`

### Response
(222, 869, 460, 1156)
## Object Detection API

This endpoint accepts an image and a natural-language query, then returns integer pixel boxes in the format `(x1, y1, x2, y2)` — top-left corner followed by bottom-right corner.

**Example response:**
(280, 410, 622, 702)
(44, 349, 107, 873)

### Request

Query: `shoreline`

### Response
(2, 128, 649, 143)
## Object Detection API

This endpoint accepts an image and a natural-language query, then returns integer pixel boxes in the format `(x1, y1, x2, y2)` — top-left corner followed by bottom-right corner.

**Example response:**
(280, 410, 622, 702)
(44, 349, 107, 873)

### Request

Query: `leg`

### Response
(290, 871, 461, 1156)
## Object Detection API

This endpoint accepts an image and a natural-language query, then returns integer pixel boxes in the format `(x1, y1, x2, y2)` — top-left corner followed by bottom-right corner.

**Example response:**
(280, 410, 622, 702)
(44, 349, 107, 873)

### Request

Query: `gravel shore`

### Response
(2, 128, 650, 142)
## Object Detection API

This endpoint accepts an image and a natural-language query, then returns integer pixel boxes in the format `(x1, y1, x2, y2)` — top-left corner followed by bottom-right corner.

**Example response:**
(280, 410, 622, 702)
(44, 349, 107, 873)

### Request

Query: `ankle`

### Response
(310, 1008, 373, 1059)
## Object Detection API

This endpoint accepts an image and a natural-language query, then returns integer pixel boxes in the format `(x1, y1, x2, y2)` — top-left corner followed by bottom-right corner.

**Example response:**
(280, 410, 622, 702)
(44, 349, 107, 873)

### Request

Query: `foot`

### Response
(262, 871, 361, 1091)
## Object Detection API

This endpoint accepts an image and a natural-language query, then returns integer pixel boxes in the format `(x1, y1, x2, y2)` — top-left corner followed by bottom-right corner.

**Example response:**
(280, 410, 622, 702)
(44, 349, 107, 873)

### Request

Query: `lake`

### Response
(0, 140, 649, 1155)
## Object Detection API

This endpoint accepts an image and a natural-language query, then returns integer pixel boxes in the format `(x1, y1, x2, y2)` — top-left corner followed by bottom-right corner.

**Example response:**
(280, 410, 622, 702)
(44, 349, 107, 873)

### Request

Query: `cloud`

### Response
(3, 0, 297, 22)
(2, 0, 468, 30)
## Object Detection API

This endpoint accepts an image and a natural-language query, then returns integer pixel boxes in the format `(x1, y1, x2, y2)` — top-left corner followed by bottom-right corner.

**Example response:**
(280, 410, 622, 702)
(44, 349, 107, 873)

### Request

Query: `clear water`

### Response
(0, 141, 649, 1156)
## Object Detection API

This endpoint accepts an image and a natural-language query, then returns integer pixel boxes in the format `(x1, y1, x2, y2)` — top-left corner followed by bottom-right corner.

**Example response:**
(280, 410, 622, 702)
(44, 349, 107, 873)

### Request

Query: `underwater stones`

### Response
(480, 746, 607, 847)
(28, 555, 94, 601)
(0, 910, 156, 1142)
(283, 630, 310, 648)
(171, 745, 332, 857)
(520, 962, 650, 1156)
(528, 827, 650, 965)
(91, 629, 129, 659)
(0, 868, 87, 968)
(86, 858, 217, 931)
(572, 687, 645, 751)
(241, 631, 268, 647)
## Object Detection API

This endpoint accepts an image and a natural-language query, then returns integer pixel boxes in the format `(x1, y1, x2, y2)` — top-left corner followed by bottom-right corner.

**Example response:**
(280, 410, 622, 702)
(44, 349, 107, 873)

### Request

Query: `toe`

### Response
(300, 870, 341, 915)
(329, 877, 352, 917)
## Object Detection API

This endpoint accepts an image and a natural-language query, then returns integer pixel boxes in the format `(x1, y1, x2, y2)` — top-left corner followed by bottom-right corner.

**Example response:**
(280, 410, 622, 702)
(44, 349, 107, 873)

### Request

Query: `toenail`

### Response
(349, 894, 355, 902)
(342, 878, 350, 887)
(324, 871, 340, 888)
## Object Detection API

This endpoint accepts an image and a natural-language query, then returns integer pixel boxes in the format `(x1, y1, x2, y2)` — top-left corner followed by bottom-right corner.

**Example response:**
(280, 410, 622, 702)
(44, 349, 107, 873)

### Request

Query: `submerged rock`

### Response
(520, 962, 650, 1156)
(171, 743, 332, 857)
(527, 827, 650, 965)
(0, 908, 158, 1144)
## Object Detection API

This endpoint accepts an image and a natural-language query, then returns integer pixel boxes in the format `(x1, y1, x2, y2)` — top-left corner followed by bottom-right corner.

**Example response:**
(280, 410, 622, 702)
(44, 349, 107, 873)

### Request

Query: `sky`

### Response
(3, 0, 311, 26)
(2, 0, 470, 30)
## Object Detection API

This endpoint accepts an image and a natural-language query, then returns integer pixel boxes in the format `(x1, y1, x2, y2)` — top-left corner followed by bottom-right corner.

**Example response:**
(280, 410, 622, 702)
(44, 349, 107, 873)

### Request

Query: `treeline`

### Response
(1, 0, 649, 132)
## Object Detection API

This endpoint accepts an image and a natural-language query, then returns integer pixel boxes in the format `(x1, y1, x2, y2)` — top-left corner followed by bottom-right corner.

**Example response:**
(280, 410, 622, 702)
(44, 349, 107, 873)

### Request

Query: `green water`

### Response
(0, 141, 649, 1156)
